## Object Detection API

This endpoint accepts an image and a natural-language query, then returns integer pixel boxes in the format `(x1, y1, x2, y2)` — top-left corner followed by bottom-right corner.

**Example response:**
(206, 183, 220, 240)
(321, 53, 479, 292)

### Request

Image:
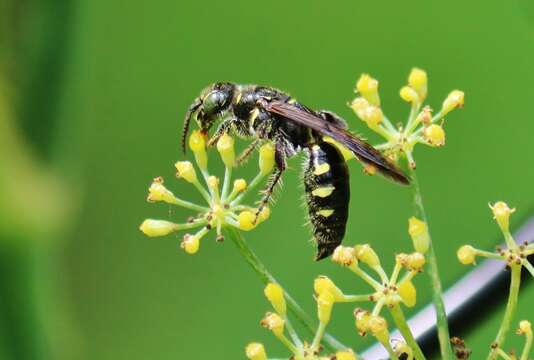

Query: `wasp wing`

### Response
(263, 101, 410, 185)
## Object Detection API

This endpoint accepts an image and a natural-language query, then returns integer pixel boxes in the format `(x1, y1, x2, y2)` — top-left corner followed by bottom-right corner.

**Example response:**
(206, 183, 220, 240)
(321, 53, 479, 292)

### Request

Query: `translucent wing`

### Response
(263, 100, 410, 185)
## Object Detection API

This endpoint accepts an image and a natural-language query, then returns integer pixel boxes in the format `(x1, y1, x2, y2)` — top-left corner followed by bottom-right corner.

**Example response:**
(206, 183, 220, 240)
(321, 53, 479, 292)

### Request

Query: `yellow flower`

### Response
(354, 244, 380, 267)
(175, 161, 197, 183)
(257, 207, 270, 223)
(441, 90, 465, 115)
(457, 245, 476, 265)
(245, 343, 267, 360)
(264, 283, 286, 316)
(238, 211, 257, 231)
(398, 280, 417, 307)
(139, 219, 178, 237)
(217, 133, 235, 167)
(260, 312, 285, 337)
(489, 201, 515, 233)
(424, 124, 446, 147)
(408, 217, 430, 254)
(147, 177, 177, 204)
(400, 86, 419, 103)
(517, 320, 532, 335)
(189, 130, 208, 170)
(233, 179, 247, 192)
(259, 143, 275, 175)
(317, 291, 335, 324)
(314, 276, 344, 301)
(354, 308, 371, 336)
(408, 67, 428, 100)
(335, 349, 358, 360)
(181, 234, 200, 254)
(332, 245, 357, 266)
(356, 74, 380, 106)
(368, 316, 389, 344)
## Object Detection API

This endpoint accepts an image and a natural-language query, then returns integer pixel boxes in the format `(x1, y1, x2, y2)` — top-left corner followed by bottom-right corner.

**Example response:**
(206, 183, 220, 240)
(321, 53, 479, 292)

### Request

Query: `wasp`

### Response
(182, 82, 409, 260)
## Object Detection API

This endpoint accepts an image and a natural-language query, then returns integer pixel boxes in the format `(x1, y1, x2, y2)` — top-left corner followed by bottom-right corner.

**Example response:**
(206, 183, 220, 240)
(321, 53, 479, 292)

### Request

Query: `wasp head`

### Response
(181, 82, 235, 152)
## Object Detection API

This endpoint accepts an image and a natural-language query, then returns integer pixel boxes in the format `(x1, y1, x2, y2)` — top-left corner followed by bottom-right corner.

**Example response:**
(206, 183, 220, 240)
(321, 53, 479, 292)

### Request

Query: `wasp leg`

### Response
(207, 118, 234, 147)
(181, 96, 202, 153)
(254, 141, 286, 223)
(235, 139, 260, 166)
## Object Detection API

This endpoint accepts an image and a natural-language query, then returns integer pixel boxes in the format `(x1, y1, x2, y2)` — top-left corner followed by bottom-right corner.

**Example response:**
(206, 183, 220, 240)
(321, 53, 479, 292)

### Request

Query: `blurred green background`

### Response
(2, 0, 534, 359)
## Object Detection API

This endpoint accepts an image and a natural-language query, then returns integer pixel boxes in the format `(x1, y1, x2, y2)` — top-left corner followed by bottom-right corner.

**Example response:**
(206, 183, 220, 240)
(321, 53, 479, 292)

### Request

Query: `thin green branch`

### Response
(224, 227, 347, 352)
(408, 167, 454, 359)
(487, 265, 522, 360)
(389, 304, 426, 360)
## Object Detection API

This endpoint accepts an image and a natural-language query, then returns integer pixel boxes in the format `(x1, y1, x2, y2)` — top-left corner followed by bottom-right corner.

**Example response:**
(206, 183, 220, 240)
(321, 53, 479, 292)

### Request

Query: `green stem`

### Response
(487, 264, 522, 360)
(389, 304, 426, 360)
(408, 167, 454, 359)
(520, 329, 532, 360)
(224, 227, 347, 352)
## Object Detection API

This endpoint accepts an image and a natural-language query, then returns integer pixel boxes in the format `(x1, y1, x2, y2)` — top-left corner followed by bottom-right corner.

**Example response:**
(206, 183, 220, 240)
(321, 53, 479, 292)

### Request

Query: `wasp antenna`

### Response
(181, 97, 202, 154)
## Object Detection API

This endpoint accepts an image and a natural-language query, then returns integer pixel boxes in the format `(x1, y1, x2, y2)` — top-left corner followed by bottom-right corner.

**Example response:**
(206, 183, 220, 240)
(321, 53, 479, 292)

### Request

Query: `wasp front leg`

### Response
(235, 139, 260, 166)
(254, 140, 287, 223)
(206, 117, 234, 147)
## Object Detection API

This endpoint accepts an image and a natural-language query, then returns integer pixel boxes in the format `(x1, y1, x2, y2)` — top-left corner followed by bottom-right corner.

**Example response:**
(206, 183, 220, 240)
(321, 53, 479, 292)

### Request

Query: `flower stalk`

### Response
(409, 167, 454, 359)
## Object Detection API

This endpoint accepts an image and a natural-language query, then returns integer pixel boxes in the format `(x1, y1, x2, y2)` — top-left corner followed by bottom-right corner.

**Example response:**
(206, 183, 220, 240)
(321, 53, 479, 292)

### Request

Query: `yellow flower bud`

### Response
(416, 106, 433, 125)
(407, 252, 426, 270)
(354, 244, 380, 267)
(368, 316, 389, 344)
(264, 283, 286, 316)
(363, 164, 377, 176)
(361, 106, 384, 129)
(147, 177, 177, 204)
(517, 320, 532, 335)
(398, 280, 417, 307)
(175, 161, 197, 183)
(335, 349, 357, 360)
(217, 133, 235, 167)
(408, 217, 430, 254)
(441, 90, 465, 115)
(332, 245, 357, 266)
(233, 179, 247, 193)
(258, 207, 270, 223)
(424, 124, 445, 147)
(356, 74, 380, 106)
(139, 219, 178, 237)
(408, 68, 428, 100)
(314, 276, 344, 301)
(245, 343, 267, 360)
(181, 234, 200, 254)
(489, 201, 515, 233)
(400, 86, 419, 103)
(457, 245, 476, 265)
(238, 211, 257, 231)
(207, 176, 220, 191)
(350, 97, 369, 113)
(354, 308, 371, 336)
(317, 290, 335, 324)
(259, 143, 275, 175)
(260, 312, 285, 337)
(189, 130, 208, 170)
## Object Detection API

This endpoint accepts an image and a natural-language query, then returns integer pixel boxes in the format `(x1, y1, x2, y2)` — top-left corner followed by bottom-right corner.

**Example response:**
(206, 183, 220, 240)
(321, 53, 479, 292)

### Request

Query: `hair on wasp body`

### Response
(182, 82, 409, 259)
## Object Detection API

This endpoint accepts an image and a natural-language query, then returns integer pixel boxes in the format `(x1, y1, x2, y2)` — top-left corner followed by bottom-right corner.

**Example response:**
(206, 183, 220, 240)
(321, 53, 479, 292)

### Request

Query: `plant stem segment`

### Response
(389, 304, 426, 360)
(408, 167, 454, 359)
(487, 264, 521, 360)
(224, 227, 347, 352)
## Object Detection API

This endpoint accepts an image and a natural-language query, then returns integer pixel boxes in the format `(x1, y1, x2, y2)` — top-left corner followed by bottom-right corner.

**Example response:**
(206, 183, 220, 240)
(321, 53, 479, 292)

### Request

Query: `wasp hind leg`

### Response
(236, 139, 260, 166)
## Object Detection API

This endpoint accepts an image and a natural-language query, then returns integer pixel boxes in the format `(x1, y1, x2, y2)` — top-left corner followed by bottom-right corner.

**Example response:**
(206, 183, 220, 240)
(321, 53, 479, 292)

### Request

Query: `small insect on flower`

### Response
(180, 82, 409, 260)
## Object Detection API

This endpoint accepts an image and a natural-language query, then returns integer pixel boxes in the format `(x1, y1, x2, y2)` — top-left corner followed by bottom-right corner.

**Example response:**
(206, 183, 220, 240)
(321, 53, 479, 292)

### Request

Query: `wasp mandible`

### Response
(182, 82, 409, 260)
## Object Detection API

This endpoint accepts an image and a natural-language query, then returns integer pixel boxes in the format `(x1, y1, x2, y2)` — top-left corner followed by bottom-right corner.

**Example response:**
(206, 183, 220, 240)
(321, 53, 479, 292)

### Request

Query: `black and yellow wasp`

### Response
(182, 82, 409, 260)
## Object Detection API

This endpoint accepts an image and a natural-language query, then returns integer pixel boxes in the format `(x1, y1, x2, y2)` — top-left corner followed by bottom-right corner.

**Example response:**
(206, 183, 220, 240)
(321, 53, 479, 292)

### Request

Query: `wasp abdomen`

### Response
(304, 142, 350, 260)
